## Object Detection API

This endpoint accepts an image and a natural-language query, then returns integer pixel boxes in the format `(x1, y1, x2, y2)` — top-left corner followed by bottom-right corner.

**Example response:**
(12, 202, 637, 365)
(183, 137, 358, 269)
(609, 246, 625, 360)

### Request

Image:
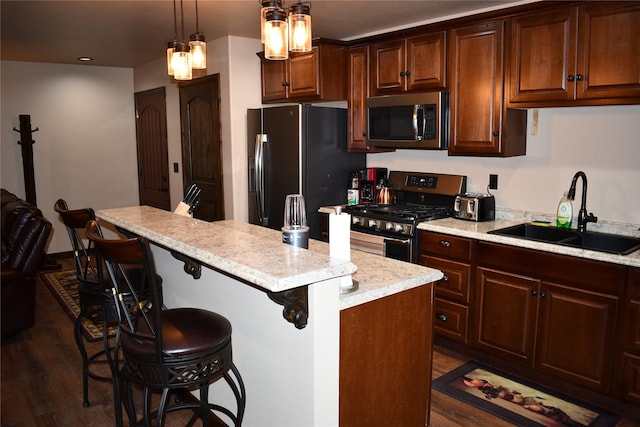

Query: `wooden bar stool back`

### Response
(85, 220, 246, 427)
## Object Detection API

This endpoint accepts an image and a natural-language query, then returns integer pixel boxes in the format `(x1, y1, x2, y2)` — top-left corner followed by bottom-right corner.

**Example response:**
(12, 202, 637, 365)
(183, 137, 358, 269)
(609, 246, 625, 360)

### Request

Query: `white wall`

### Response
(367, 105, 640, 225)
(0, 61, 139, 253)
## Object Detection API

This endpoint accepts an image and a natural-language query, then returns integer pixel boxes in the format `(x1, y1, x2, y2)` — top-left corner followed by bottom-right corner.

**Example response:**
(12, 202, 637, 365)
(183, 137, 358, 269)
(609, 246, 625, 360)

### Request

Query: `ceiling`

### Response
(1, 0, 526, 69)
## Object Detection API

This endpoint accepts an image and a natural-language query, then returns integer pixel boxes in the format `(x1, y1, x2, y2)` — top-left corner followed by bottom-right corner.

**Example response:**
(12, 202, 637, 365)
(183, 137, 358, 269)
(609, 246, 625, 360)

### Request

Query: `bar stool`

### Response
(54, 199, 119, 408)
(85, 220, 246, 427)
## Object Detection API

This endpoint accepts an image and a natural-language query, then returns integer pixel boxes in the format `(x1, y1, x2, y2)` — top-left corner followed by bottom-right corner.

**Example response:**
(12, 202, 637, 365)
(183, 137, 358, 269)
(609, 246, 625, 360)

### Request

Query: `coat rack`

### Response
(12, 114, 39, 206)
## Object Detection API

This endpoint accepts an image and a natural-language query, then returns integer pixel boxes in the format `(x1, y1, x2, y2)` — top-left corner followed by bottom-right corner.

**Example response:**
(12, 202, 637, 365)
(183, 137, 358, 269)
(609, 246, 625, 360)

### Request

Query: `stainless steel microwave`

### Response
(366, 92, 449, 149)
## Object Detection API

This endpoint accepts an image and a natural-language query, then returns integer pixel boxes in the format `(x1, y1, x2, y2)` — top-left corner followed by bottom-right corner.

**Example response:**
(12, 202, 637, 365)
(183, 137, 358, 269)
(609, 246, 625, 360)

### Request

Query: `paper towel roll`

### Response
(329, 212, 355, 292)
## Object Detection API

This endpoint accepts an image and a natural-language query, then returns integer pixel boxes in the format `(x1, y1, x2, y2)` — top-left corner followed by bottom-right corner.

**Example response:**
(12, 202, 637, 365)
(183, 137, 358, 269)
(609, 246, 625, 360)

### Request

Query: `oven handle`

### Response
(350, 230, 411, 261)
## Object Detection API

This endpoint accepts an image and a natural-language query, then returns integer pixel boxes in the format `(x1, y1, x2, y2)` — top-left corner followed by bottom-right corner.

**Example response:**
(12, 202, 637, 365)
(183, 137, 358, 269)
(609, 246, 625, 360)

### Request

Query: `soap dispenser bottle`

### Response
(556, 191, 573, 229)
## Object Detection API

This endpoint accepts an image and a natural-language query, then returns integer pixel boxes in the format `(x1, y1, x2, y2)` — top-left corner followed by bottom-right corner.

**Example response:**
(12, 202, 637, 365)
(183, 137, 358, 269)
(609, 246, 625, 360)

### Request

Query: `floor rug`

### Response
(41, 269, 117, 341)
(432, 361, 620, 427)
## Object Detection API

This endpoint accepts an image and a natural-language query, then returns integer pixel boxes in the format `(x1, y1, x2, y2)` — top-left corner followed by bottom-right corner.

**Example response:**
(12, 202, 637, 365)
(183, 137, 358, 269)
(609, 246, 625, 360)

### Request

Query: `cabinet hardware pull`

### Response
(576, 74, 584, 81)
(439, 239, 451, 247)
(530, 289, 538, 296)
(441, 274, 449, 282)
(567, 75, 575, 82)
(436, 313, 448, 321)
(493, 131, 500, 137)
(400, 71, 405, 77)
(282, 81, 290, 87)
(405, 70, 411, 76)
(539, 291, 547, 298)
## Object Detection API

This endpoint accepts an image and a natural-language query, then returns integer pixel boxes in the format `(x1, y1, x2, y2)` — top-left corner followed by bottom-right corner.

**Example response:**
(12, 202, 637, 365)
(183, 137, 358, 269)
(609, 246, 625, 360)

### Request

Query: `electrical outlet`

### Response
(489, 174, 498, 190)
(173, 162, 179, 173)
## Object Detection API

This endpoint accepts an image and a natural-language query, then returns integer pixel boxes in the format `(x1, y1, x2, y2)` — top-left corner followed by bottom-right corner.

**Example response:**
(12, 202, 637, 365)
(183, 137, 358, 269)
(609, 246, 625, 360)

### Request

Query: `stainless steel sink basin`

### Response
(488, 223, 640, 255)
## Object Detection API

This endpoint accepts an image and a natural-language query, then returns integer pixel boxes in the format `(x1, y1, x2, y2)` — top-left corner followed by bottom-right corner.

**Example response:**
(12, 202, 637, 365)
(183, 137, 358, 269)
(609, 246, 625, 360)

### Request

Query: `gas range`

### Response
(343, 171, 466, 263)
(347, 204, 452, 237)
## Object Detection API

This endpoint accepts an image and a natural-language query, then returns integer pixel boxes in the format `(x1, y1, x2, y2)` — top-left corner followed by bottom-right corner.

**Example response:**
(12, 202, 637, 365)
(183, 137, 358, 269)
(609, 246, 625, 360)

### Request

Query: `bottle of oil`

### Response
(556, 192, 573, 229)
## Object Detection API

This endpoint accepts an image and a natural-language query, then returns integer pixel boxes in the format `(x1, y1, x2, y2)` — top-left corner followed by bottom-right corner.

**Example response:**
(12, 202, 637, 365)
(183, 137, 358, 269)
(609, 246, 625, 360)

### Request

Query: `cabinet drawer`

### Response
(622, 353, 640, 404)
(434, 298, 469, 344)
(420, 231, 472, 261)
(421, 255, 471, 303)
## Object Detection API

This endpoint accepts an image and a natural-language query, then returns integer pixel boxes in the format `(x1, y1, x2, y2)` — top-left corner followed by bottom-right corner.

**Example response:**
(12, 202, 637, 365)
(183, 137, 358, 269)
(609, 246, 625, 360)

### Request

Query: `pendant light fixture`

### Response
(167, 0, 178, 75)
(260, 0, 283, 43)
(171, 0, 192, 80)
(189, 0, 206, 70)
(288, 1, 311, 53)
(260, 1, 312, 60)
(264, 8, 289, 60)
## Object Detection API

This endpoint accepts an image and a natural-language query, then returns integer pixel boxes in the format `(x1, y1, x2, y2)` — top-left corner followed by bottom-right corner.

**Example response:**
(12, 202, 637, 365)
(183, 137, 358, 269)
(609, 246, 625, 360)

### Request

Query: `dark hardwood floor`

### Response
(2, 256, 638, 426)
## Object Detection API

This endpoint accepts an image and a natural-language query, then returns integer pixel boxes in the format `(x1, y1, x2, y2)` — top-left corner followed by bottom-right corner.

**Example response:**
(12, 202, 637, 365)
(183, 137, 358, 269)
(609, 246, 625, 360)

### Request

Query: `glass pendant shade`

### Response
(172, 42, 192, 80)
(189, 32, 207, 69)
(167, 40, 177, 75)
(260, 0, 283, 44)
(264, 8, 288, 60)
(288, 3, 312, 52)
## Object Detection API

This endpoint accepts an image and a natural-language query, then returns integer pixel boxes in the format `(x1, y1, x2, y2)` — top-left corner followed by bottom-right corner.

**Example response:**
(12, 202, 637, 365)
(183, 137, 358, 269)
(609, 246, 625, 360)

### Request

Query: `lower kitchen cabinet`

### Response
(621, 268, 640, 403)
(475, 241, 625, 393)
(419, 231, 473, 344)
(340, 284, 433, 426)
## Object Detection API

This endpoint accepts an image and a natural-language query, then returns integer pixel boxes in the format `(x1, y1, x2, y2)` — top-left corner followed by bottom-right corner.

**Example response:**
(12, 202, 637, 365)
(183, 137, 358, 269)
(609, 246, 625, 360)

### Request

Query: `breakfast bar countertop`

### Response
(97, 206, 443, 309)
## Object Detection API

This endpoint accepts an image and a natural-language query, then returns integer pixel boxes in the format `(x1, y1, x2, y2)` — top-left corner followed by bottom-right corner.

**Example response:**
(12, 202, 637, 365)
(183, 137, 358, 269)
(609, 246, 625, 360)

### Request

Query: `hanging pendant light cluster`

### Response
(167, 0, 206, 81)
(260, 0, 312, 60)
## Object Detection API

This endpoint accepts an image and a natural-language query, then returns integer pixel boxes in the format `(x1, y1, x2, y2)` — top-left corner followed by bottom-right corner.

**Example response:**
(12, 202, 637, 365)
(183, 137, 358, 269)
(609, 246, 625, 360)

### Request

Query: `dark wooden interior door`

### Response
(179, 74, 224, 221)
(134, 87, 170, 210)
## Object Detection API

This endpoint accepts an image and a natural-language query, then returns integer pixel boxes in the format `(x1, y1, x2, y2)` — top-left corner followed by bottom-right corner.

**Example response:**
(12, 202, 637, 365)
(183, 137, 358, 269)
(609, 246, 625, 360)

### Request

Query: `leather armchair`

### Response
(1, 189, 52, 339)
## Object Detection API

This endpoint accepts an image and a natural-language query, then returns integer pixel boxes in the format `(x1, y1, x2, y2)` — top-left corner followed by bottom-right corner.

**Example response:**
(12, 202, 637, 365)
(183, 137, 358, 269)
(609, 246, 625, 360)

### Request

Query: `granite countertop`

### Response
(97, 206, 443, 309)
(417, 216, 640, 268)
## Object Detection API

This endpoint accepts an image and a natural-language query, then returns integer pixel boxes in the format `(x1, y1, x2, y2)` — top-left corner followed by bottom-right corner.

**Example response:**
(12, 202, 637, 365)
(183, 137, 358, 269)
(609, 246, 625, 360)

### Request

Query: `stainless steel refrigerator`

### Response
(248, 104, 366, 240)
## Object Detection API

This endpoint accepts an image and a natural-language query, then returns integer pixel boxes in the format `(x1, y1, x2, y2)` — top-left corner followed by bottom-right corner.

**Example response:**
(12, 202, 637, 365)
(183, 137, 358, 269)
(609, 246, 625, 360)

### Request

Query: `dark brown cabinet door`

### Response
(475, 267, 539, 365)
(259, 43, 346, 104)
(369, 32, 446, 96)
(134, 87, 170, 211)
(449, 21, 526, 156)
(260, 56, 288, 102)
(510, 2, 640, 105)
(287, 49, 320, 99)
(510, 8, 577, 102)
(347, 46, 369, 152)
(536, 281, 618, 392)
(179, 74, 224, 221)
(577, 2, 640, 100)
(405, 32, 446, 91)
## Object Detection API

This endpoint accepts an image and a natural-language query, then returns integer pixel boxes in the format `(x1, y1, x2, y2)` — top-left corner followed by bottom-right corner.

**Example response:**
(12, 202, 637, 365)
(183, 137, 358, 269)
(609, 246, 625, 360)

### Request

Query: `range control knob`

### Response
(395, 223, 405, 233)
(368, 219, 377, 228)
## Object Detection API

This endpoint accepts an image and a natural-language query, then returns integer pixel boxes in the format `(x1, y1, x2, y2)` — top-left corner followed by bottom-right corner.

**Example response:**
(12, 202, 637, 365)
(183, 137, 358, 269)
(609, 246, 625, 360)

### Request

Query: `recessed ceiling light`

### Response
(77, 57, 93, 62)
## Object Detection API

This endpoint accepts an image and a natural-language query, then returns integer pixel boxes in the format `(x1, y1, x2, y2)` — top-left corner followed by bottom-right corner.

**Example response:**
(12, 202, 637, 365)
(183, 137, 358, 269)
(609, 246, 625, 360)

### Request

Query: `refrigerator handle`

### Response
(255, 134, 267, 225)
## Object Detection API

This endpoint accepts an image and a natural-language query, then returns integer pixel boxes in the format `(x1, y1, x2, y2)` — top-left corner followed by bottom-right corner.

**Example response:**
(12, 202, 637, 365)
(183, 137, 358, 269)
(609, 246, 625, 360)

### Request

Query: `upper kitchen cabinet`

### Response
(259, 41, 347, 104)
(448, 20, 526, 157)
(347, 46, 394, 153)
(509, 2, 640, 106)
(369, 31, 447, 96)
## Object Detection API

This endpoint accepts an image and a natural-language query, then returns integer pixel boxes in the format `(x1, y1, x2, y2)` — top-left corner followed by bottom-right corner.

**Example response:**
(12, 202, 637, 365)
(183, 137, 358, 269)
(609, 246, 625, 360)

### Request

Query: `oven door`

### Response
(350, 230, 412, 263)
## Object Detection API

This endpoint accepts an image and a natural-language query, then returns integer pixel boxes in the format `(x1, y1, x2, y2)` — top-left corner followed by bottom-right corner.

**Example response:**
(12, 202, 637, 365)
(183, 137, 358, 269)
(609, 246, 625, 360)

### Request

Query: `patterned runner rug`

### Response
(41, 269, 117, 341)
(433, 361, 620, 427)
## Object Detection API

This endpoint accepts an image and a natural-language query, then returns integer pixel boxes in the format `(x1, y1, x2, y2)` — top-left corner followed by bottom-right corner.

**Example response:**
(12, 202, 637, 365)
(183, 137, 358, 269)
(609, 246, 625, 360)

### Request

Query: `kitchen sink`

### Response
(488, 223, 640, 255)
(488, 223, 576, 243)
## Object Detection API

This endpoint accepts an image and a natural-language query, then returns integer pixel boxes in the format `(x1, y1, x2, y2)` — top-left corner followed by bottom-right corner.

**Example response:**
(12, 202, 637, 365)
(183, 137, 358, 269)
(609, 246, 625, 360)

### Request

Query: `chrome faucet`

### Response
(567, 171, 597, 232)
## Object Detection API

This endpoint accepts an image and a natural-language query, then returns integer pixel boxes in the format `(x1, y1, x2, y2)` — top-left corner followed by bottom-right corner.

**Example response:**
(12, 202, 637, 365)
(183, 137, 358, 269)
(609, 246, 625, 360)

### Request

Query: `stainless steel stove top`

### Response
(343, 171, 467, 237)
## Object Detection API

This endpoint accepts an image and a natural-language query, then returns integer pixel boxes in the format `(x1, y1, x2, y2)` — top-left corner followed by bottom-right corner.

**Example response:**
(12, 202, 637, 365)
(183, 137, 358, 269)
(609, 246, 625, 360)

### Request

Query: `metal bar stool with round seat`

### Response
(53, 199, 120, 408)
(85, 220, 246, 427)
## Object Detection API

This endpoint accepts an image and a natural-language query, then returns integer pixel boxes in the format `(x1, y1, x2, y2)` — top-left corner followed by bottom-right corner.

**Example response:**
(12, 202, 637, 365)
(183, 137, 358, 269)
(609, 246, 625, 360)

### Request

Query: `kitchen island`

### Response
(97, 206, 443, 426)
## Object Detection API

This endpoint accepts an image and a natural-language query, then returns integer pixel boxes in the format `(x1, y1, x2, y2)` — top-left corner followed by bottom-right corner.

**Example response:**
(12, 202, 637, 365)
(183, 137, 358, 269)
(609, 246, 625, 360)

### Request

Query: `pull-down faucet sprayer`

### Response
(567, 171, 597, 232)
